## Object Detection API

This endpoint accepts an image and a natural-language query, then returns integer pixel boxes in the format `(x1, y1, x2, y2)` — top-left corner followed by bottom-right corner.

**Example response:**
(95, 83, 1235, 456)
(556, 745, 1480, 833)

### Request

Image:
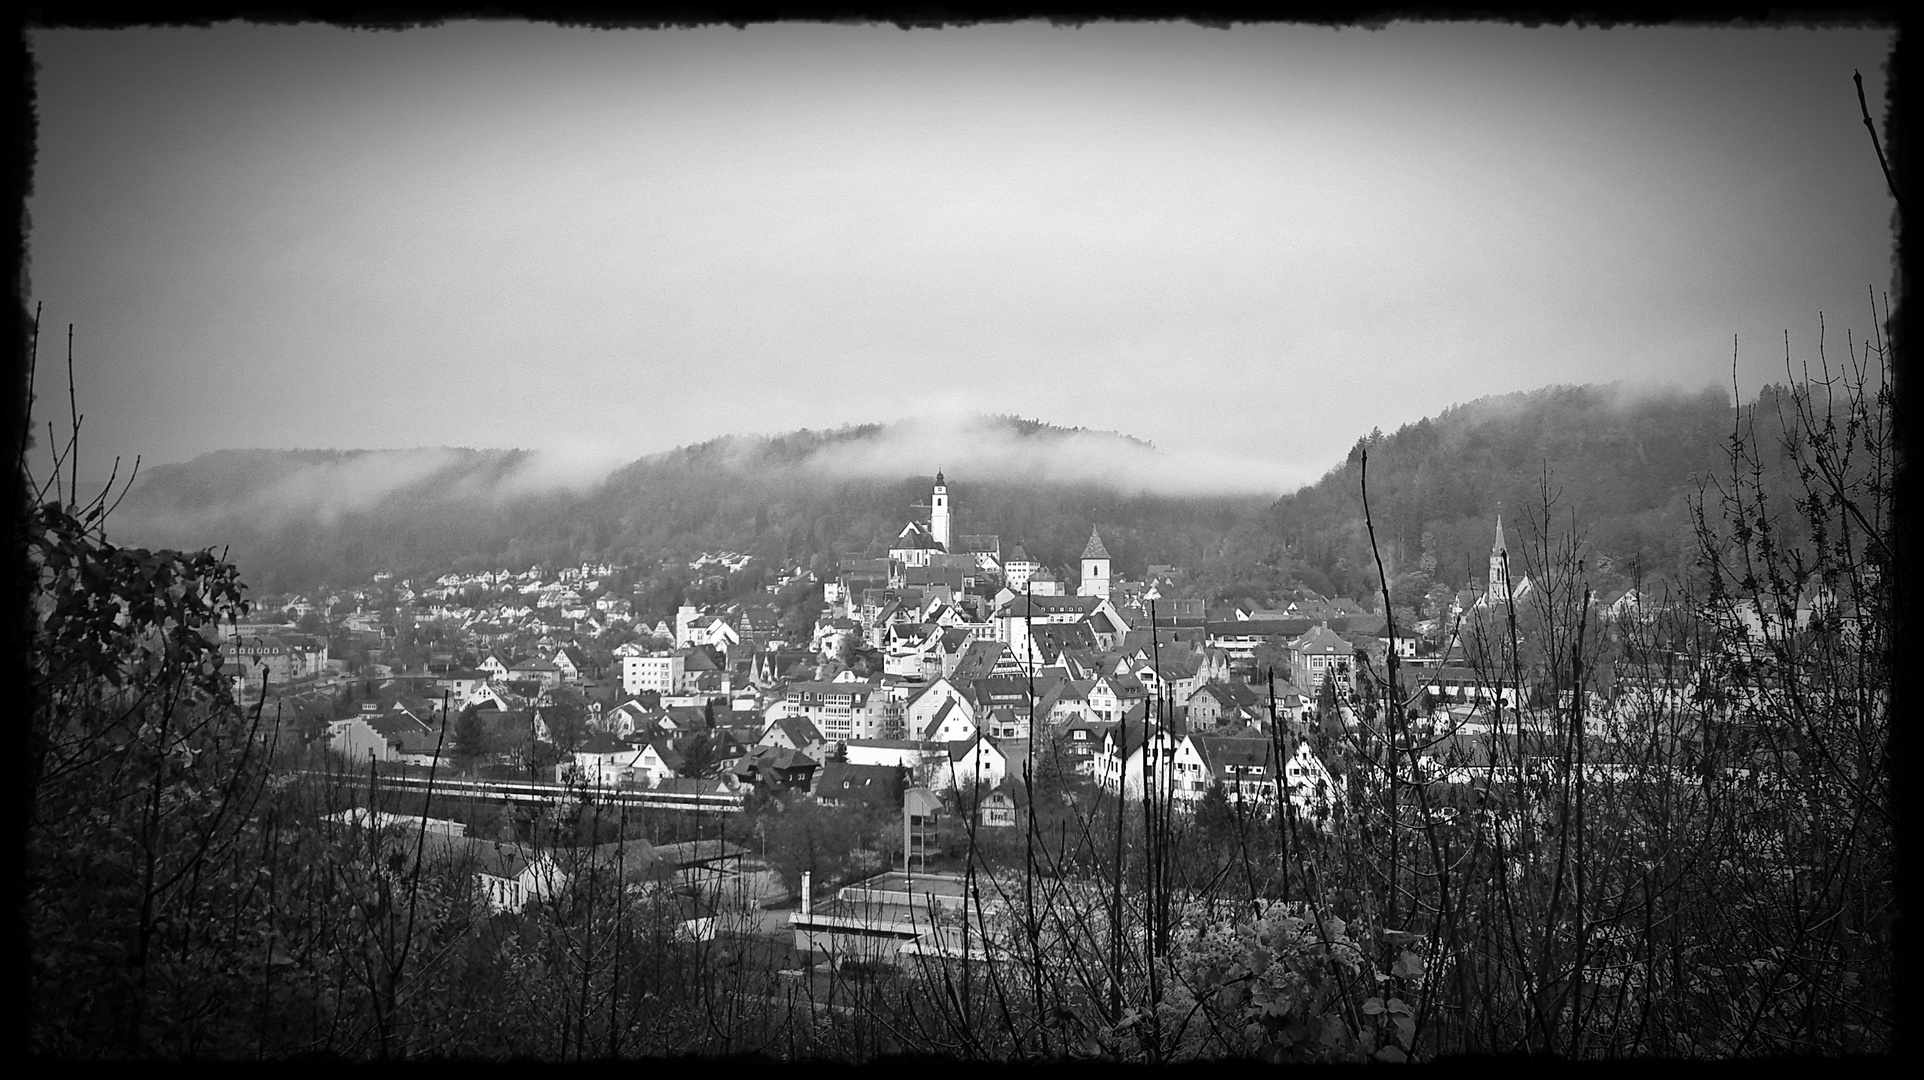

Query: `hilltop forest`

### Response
(112, 385, 1740, 612)
(1247, 383, 1737, 606)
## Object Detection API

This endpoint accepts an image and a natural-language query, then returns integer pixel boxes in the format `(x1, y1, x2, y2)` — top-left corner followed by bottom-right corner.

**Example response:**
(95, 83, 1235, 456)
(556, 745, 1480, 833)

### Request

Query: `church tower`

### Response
(1078, 527, 1111, 600)
(1488, 510, 1511, 605)
(930, 469, 951, 552)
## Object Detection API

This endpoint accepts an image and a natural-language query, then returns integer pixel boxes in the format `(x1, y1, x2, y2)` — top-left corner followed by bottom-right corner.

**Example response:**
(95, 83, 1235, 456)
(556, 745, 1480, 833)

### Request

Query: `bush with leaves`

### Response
(1165, 906, 1422, 1063)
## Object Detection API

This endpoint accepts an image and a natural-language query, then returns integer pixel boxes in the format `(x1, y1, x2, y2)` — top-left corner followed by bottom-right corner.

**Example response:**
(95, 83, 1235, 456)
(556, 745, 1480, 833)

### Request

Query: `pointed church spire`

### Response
(1488, 507, 1511, 604)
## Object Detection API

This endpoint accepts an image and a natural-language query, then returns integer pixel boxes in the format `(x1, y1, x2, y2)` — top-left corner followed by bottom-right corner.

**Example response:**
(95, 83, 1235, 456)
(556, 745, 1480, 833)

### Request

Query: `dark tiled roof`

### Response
(813, 763, 905, 809)
(1189, 733, 1279, 779)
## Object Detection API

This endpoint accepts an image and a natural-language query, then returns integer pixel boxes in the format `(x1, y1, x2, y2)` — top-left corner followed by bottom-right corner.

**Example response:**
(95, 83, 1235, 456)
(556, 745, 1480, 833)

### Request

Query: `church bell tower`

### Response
(930, 470, 951, 552)
(1488, 510, 1511, 605)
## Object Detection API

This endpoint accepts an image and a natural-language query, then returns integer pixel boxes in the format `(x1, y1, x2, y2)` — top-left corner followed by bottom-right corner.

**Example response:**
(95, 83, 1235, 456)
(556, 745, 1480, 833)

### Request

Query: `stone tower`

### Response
(1078, 528, 1111, 600)
(930, 469, 951, 552)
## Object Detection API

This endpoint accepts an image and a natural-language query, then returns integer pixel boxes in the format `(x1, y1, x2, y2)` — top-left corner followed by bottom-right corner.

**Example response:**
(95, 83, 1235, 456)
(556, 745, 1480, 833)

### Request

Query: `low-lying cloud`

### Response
(248, 448, 466, 525)
(124, 443, 638, 531)
(788, 413, 1314, 497)
(119, 412, 1310, 539)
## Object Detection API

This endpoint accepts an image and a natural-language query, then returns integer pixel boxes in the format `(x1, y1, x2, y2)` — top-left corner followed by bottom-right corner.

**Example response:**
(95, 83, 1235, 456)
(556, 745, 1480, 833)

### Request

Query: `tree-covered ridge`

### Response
(108, 387, 1753, 606)
(110, 417, 1250, 594)
(1264, 383, 1734, 602)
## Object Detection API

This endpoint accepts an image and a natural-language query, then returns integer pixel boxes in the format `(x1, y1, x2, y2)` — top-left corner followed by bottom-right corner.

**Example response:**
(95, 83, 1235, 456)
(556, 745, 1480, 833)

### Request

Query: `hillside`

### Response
(1258, 383, 1736, 604)
(108, 417, 1270, 595)
(108, 386, 1749, 611)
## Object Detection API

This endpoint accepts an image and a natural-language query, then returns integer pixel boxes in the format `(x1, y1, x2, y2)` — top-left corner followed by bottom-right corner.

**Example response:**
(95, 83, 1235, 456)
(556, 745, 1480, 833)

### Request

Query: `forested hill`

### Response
(1256, 383, 1735, 606)
(107, 388, 1743, 606)
(107, 418, 1271, 594)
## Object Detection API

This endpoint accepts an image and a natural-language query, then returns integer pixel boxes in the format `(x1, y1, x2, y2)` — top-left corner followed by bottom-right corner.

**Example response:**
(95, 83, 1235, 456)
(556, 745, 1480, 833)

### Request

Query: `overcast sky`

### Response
(25, 20, 1897, 496)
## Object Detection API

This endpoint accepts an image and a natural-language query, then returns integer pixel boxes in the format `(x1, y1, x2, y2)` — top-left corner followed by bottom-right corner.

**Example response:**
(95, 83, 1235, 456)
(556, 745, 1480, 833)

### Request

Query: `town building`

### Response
(1078, 528, 1112, 600)
(621, 651, 685, 696)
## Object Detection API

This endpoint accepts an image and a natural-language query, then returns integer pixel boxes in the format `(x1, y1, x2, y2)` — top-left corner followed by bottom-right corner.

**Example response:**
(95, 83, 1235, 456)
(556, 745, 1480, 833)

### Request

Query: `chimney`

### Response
(801, 870, 812, 916)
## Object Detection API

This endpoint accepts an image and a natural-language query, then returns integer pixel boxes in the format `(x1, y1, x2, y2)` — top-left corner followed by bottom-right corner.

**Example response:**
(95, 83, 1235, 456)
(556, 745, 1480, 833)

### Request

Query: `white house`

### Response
(326, 704, 441, 765)
(631, 740, 687, 787)
(435, 671, 492, 711)
(622, 651, 685, 697)
(916, 697, 978, 744)
(1001, 544, 1041, 591)
(603, 699, 658, 739)
(903, 677, 973, 740)
(1086, 675, 1146, 724)
(940, 734, 1007, 795)
(567, 733, 645, 788)
(1279, 742, 1341, 826)
(1289, 624, 1355, 691)
(759, 715, 829, 763)
(845, 738, 951, 789)
(420, 833, 569, 913)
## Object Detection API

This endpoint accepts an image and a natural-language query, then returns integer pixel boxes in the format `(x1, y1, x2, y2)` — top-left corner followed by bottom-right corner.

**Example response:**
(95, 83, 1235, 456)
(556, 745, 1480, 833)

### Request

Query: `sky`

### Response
(24, 20, 1899, 498)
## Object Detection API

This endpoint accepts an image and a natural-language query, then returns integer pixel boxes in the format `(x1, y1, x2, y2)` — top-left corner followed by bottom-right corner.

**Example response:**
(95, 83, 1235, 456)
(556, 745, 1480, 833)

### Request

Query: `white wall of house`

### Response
(622, 654, 684, 696)
(942, 740, 1007, 793)
(327, 716, 395, 763)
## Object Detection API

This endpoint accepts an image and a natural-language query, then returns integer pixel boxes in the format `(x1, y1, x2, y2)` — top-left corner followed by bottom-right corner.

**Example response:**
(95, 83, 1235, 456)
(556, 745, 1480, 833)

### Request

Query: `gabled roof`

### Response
(892, 526, 944, 551)
(1291, 624, 1356, 655)
(919, 697, 961, 740)
(998, 593, 1103, 619)
(969, 677, 1031, 706)
(640, 739, 687, 771)
(366, 710, 433, 739)
(680, 645, 722, 672)
(769, 714, 825, 747)
(1188, 733, 1279, 780)
(949, 640, 1008, 682)
(1063, 713, 1115, 737)
(1191, 680, 1263, 708)
(901, 677, 946, 711)
(1140, 653, 1202, 681)
(575, 732, 632, 755)
(1052, 679, 1093, 704)
(416, 832, 549, 882)
(1101, 717, 1151, 754)
(904, 786, 945, 816)
(736, 745, 818, 777)
(947, 732, 1003, 763)
(813, 762, 905, 809)
(1026, 620, 1101, 661)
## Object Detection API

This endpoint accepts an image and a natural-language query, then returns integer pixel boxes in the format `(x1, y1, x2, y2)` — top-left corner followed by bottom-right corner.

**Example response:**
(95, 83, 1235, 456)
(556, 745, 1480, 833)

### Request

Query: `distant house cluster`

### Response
(269, 468, 1774, 900)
